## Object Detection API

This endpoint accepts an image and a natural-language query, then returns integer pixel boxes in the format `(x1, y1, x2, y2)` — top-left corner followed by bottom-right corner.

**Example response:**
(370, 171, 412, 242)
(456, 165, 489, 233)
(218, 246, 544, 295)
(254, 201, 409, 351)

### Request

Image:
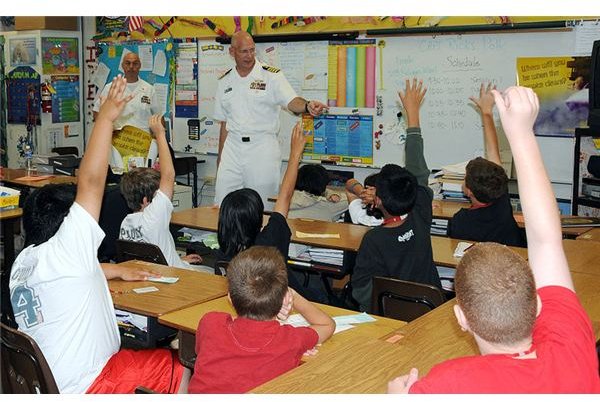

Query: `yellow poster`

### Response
(112, 125, 153, 171)
(517, 56, 591, 137)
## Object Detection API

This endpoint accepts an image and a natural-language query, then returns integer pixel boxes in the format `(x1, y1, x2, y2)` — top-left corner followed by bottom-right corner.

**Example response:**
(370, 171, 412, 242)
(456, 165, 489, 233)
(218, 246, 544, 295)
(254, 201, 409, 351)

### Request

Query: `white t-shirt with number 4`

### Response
(9, 203, 120, 393)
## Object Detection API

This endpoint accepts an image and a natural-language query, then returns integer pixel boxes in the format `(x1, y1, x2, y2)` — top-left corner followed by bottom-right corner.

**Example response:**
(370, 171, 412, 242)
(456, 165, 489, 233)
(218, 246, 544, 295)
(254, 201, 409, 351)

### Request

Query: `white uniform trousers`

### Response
(215, 134, 282, 206)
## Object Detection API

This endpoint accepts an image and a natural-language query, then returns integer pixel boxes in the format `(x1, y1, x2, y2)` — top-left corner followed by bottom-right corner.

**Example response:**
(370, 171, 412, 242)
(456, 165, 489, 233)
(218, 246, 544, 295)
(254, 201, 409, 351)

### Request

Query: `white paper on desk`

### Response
(295, 231, 340, 239)
(333, 312, 376, 325)
(147, 276, 179, 284)
(453, 241, 473, 258)
(281, 314, 355, 334)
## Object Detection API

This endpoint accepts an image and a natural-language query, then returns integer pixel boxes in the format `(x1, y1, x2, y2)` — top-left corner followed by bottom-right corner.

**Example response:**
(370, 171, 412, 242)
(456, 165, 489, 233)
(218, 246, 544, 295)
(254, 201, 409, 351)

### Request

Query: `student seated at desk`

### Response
(351, 78, 442, 313)
(447, 83, 525, 247)
(288, 164, 348, 222)
(9, 76, 190, 394)
(388, 87, 600, 393)
(188, 246, 335, 393)
(119, 114, 207, 272)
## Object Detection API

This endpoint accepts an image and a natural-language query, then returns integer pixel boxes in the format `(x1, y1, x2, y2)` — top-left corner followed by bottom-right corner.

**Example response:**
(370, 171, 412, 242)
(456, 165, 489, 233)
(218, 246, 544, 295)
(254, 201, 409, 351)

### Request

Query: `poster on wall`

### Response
(42, 37, 79, 75)
(51, 75, 80, 124)
(517, 56, 591, 137)
(8, 37, 37, 67)
(6, 66, 40, 125)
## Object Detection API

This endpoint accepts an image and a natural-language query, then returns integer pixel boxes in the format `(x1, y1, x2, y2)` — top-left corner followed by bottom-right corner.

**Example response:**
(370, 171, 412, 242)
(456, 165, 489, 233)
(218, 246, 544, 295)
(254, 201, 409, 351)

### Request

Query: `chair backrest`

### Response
(214, 260, 229, 276)
(371, 276, 445, 322)
(51, 146, 79, 157)
(173, 156, 197, 177)
(115, 239, 169, 265)
(1, 322, 60, 394)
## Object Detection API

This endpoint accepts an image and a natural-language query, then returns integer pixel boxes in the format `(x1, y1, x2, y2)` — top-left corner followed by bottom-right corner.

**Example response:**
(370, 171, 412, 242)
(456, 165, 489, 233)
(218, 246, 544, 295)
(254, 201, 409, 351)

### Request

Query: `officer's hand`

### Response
(307, 100, 328, 117)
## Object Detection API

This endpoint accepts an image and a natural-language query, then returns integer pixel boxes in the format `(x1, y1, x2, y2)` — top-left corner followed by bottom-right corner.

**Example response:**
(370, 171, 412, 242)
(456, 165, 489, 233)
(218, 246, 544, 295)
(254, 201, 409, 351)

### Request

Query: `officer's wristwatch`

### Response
(305, 101, 310, 113)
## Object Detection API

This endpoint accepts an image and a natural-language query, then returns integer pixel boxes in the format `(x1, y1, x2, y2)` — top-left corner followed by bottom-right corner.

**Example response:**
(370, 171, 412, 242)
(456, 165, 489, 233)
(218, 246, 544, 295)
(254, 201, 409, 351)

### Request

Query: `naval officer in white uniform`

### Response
(213, 31, 327, 205)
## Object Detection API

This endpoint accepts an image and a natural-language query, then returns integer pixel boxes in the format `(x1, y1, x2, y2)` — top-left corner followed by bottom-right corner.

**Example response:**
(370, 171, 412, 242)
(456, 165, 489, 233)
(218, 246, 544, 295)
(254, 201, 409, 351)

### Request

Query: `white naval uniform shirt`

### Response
(213, 59, 297, 138)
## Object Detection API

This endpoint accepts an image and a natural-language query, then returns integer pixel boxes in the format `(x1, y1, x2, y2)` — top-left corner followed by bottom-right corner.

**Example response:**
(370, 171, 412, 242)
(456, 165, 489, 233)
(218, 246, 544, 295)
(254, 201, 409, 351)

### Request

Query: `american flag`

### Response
(128, 16, 144, 32)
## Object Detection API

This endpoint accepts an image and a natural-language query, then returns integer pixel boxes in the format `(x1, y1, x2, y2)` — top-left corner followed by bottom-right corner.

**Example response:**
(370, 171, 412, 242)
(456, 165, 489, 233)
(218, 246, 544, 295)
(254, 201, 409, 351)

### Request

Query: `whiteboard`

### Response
(173, 30, 580, 181)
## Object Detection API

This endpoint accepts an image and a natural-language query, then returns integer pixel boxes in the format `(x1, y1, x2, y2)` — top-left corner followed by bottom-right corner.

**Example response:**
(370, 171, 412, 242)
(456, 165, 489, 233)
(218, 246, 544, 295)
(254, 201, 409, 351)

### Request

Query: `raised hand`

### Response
(491, 86, 540, 140)
(289, 122, 307, 160)
(470, 82, 496, 115)
(398, 78, 427, 127)
(149, 114, 166, 139)
(97, 75, 134, 123)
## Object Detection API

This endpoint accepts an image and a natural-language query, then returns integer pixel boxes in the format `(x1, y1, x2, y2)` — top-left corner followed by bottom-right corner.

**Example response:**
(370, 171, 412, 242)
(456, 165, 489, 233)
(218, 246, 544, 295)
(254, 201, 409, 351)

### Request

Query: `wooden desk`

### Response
(431, 235, 528, 268)
(253, 300, 475, 393)
(572, 272, 600, 323)
(109, 260, 227, 317)
(562, 239, 600, 276)
(159, 296, 406, 366)
(577, 227, 600, 242)
(171, 206, 371, 252)
(0, 168, 77, 188)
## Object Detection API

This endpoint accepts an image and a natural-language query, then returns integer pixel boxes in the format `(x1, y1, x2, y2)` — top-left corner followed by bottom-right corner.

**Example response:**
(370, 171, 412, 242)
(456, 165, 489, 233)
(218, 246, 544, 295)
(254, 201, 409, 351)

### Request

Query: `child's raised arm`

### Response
(273, 122, 306, 217)
(150, 115, 175, 200)
(76, 75, 133, 221)
(399, 78, 429, 187)
(470, 83, 501, 165)
(492, 87, 573, 291)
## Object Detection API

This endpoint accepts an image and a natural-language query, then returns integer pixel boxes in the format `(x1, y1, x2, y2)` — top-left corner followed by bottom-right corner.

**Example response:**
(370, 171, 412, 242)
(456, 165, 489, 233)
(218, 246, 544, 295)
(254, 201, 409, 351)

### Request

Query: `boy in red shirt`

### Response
(388, 86, 600, 393)
(188, 246, 336, 393)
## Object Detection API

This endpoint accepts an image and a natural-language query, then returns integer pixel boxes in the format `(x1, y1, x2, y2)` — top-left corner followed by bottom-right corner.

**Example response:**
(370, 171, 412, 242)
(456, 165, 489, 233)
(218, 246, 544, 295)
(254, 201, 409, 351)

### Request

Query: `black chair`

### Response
(173, 156, 198, 207)
(371, 276, 446, 322)
(115, 239, 169, 265)
(214, 260, 229, 276)
(51, 146, 79, 157)
(1, 322, 60, 394)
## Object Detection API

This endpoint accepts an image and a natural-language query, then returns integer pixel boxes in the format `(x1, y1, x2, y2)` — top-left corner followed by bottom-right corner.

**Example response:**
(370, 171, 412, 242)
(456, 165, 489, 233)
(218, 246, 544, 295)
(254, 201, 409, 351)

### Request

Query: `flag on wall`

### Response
(128, 16, 144, 32)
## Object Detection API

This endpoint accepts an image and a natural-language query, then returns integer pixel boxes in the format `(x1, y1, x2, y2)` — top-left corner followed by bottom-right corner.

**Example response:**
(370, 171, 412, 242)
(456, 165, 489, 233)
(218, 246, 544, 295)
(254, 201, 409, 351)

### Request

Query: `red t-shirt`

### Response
(411, 286, 600, 393)
(188, 312, 318, 394)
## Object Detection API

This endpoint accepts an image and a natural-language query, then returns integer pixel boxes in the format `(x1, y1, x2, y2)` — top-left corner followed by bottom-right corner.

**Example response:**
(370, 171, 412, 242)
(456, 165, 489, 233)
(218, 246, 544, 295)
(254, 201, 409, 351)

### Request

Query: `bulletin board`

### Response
(172, 28, 595, 182)
(94, 40, 174, 116)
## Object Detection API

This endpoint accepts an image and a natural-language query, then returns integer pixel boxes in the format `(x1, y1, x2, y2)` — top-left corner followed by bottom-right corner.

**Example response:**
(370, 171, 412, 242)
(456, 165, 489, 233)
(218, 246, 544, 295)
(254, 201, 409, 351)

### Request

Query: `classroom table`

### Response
(108, 260, 228, 317)
(576, 227, 600, 242)
(431, 235, 529, 268)
(158, 295, 406, 369)
(0, 168, 78, 188)
(171, 206, 371, 252)
(253, 285, 600, 394)
(561, 239, 600, 276)
(252, 300, 476, 394)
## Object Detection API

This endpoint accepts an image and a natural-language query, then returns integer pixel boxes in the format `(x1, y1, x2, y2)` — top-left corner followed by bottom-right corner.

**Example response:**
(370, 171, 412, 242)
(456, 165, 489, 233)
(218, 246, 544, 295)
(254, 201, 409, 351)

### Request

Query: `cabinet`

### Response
(572, 127, 600, 216)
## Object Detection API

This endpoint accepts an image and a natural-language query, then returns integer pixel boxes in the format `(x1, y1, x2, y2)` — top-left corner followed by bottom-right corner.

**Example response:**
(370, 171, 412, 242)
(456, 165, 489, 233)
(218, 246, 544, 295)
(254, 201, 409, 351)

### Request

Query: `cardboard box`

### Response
(15, 17, 78, 31)
(0, 186, 20, 211)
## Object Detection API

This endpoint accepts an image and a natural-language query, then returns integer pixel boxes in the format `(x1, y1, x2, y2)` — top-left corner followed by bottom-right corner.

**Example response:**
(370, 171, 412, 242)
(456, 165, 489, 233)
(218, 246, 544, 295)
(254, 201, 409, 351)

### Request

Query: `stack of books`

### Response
(433, 161, 470, 202)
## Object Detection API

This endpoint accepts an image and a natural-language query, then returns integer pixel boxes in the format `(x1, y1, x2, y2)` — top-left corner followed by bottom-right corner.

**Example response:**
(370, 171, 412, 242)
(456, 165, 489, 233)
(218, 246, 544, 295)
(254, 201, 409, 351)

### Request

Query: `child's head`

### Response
(23, 183, 77, 247)
(455, 242, 536, 346)
(218, 188, 264, 258)
(119, 167, 160, 211)
(375, 164, 417, 216)
(227, 246, 288, 321)
(295, 164, 329, 197)
(464, 157, 508, 203)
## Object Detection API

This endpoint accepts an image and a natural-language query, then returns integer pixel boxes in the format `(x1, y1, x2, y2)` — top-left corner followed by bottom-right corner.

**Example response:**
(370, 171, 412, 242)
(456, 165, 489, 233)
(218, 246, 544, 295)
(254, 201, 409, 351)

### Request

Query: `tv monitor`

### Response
(588, 39, 600, 128)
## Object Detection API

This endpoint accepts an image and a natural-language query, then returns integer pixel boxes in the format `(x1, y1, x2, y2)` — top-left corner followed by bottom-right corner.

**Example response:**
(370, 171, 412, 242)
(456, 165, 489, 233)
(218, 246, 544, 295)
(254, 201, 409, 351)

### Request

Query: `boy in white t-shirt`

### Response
(9, 75, 190, 393)
(119, 115, 209, 272)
